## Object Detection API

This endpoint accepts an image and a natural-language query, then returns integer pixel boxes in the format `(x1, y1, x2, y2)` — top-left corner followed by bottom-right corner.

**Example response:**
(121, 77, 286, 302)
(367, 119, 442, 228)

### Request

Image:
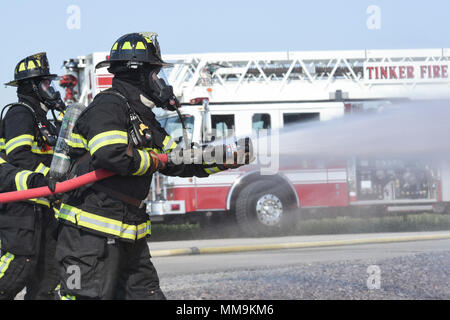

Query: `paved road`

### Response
(14, 231, 450, 300)
(150, 231, 450, 299)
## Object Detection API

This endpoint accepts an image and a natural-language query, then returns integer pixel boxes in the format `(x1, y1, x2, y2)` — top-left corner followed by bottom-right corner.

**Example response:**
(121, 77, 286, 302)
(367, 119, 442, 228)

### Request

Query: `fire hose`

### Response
(0, 154, 169, 204)
(0, 139, 250, 204)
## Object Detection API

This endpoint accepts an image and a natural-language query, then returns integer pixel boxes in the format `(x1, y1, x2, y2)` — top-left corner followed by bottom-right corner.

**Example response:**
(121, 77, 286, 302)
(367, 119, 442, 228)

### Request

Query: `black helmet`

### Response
(5, 52, 58, 87)
(95, 32, 172, 70)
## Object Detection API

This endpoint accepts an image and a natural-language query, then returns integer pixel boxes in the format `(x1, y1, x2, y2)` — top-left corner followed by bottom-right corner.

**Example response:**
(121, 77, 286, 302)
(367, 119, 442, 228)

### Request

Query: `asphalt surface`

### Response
(150, 231, 450, 300)
(13, 231, 450, 300)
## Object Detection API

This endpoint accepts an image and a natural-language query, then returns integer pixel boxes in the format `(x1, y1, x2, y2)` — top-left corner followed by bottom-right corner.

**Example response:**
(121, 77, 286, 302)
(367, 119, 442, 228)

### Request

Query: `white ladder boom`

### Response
(162, 48, 450, 103)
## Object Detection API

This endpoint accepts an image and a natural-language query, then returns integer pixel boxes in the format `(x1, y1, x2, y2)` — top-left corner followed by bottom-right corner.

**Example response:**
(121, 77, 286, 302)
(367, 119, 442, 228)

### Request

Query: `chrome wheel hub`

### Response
(255, 194, 283, 226)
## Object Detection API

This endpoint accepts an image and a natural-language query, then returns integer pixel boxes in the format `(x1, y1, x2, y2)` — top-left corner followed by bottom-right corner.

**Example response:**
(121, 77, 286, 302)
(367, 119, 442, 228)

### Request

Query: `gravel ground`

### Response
(161, 251, 450, 300)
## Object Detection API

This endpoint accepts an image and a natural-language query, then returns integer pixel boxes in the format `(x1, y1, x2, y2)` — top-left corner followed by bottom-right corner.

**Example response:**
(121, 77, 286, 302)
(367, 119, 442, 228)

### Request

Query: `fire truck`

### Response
(61, 48, 450, 235)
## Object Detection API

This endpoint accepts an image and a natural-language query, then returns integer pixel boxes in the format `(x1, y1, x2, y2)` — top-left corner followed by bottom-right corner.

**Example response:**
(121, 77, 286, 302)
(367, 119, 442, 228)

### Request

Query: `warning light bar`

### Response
(190, 97, 209, 105)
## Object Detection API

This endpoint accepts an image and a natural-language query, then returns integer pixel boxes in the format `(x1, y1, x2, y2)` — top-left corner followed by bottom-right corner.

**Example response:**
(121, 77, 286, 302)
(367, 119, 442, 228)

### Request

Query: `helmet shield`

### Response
(140, 32, 162, 61)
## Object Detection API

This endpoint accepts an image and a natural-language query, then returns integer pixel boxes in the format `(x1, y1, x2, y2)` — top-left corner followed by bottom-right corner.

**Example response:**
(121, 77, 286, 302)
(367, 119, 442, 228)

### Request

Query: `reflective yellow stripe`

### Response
(15, 170, 33, 191)
(31, 142, 54, 155)
(162, 135, 177, 153)
(121, 41, 132, 50)
(61, 295, 76, 300)
(33, 198, 51, 207)
(0, 158, 6, 165)
(5, 134, 33, 155)
(27, 60, 36, 69)
(143, 147, 161, 154)
(0, 137, 5, 151)
(135, 41, 146, 50)
(133, 149, 152, 176)
(88, 130, 128, 155)
(53, 206, 60, 220)
(0, 252, 15, 279)
(35, 162, 50, 176)
(68, 132, 88, 149)
(58, 204, 151, 240)
(204, 166, 222, 175)
(14, 170, 50, 207)
(5, 135, 54, 155)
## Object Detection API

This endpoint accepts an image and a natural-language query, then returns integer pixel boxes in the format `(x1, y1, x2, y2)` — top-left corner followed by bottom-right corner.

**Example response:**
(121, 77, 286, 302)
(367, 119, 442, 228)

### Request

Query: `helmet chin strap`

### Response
(40, 102, 49, 112)
(140, 94, 155, 108)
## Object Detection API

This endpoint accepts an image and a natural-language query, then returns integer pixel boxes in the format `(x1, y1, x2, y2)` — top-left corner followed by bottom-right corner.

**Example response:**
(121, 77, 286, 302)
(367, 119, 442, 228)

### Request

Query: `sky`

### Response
(1, 0, 450, 106)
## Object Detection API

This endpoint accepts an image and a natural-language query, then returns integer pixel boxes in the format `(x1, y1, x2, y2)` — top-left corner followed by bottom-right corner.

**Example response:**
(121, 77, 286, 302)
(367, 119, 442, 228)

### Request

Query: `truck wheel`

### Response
(235, 180, 297, 236)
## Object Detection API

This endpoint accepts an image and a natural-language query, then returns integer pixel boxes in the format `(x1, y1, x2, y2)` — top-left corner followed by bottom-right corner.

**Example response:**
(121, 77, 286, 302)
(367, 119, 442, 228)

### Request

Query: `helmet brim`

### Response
(95, 59, 173, 70)
(4, 73, 59, 87)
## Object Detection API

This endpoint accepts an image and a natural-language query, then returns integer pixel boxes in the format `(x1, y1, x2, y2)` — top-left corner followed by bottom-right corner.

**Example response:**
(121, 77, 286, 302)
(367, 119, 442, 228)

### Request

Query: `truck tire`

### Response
(235, 180, 297, 236)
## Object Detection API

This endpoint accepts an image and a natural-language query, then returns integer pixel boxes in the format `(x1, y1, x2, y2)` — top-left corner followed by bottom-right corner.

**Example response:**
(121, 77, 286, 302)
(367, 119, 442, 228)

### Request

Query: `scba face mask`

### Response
(146, 71, 180, 111)
(35, 78, 67, 112)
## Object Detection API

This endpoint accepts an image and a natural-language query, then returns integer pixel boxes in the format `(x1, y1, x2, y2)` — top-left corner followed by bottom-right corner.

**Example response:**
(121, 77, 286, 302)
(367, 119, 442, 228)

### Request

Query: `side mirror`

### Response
(202, 99, 212, 143)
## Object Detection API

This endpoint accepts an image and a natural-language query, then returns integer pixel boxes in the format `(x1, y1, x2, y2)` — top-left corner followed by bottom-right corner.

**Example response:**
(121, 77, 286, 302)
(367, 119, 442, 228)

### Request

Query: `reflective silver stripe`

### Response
(35, 163, 50, 176)
(58, 205, 150, 240)
(204, 166, 222, 175)
(0, 252, 15, 279)
(80, 214, 137, 237)
(14, 170, 50, 206)
(5, 135, 33, 154)
(68, 133, 87, 149)
(133, 150, 151, 176)
(18, 171, 27, 190)
(15, 170, 32, 191)
(137, 221, 151, 238)
(88, 131, 128, 155)
(163, 138, 176, 152)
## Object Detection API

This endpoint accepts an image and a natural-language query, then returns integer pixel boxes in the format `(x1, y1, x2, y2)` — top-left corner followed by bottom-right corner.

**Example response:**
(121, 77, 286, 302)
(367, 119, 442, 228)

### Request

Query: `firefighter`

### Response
(55, 32, 253, 300)
(0, 52, 65, 300)
(0, 158, 53, 299)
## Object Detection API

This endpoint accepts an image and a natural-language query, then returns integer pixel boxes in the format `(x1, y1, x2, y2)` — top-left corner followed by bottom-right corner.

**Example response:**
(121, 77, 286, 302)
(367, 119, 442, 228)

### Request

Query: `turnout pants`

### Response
(56, 224, 166, 300)
(0, 203, 59, 300)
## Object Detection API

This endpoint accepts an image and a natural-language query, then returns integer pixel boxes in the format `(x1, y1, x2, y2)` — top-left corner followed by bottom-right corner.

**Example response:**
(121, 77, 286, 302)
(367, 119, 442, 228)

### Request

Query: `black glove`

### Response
(222, 137, 255, 169)
(47, 177, 65, 203)
(47, 177, 57, 193)
(29, 173, 50, 189)
(30, 174, 63, 202)
(166, 138, 255, 169)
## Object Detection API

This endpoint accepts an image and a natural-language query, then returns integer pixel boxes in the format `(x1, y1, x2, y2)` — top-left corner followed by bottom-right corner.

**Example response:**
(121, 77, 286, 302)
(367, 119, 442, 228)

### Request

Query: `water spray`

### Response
(258, 99, 450, 163)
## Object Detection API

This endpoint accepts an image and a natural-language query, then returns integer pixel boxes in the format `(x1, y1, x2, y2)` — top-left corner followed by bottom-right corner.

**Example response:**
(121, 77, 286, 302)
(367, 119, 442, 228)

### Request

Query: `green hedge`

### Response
(149, 213, 450, 241)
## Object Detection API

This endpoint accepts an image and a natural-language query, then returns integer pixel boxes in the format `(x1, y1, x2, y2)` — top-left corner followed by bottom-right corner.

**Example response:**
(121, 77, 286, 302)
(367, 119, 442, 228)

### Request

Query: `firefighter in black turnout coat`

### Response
(0, 158, 52, 289)
(0, 52, 65, 299)
(56, 32, 252, 300)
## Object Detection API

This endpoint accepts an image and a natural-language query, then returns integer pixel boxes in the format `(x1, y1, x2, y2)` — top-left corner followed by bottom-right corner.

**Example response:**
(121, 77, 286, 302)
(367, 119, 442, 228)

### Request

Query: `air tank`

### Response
(49, 103, 85, 181)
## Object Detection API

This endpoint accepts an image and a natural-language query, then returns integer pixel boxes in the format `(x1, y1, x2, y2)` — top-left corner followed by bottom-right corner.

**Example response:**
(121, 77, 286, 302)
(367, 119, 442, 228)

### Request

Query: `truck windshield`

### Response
(160, 115, 195, 144)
